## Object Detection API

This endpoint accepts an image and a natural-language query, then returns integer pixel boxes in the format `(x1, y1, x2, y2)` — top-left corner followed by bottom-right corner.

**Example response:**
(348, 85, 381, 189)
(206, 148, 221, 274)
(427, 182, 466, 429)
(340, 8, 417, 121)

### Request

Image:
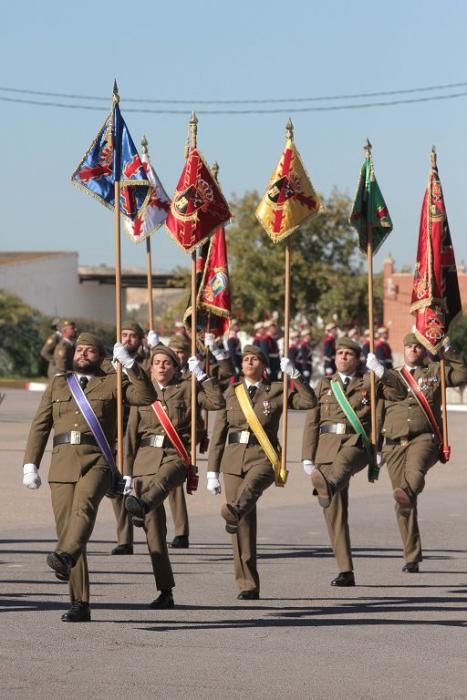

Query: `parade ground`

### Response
(2, 387, 467, 700)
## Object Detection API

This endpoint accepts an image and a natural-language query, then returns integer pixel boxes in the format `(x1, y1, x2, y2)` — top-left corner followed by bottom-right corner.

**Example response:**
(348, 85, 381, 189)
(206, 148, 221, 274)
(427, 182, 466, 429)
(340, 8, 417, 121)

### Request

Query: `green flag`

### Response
(349, 156, 392, 255)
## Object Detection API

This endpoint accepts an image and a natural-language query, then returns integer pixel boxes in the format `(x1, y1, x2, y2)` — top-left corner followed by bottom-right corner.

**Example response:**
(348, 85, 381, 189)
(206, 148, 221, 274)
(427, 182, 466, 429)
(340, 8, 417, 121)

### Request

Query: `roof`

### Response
(0, 252, 74, 265)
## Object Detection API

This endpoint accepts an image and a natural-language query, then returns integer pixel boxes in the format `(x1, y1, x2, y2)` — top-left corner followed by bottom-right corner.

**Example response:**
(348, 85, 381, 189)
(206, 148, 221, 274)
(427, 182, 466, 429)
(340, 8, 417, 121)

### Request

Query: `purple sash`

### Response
(67, 374, 117, 474)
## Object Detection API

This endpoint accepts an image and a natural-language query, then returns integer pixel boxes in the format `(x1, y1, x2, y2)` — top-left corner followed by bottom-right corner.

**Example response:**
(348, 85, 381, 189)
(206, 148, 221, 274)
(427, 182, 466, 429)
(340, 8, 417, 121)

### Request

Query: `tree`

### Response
(226, 189, 382, 329)
(0, 290, 45, 376)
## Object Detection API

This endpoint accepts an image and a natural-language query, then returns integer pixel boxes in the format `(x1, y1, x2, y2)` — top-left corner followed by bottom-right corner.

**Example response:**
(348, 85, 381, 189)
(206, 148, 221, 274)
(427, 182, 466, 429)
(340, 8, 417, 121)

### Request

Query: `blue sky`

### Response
(2, 0, 467, 274)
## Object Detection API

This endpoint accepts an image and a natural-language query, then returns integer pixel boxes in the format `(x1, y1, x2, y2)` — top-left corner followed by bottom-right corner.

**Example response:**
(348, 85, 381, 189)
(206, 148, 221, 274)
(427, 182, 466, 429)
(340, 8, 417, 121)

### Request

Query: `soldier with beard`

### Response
(22, 333, 156, 622)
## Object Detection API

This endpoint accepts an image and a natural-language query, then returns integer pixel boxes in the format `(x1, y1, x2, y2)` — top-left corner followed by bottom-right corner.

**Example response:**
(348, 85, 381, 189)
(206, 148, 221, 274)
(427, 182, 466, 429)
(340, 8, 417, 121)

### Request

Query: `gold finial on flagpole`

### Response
(431, 145, 437, 168)
(141, 135, 148, 157)
(189, 111, 198, 150)
(364, 138, 372, 158)
(285, 118, 294, 144)
(211, 161, 220, 183)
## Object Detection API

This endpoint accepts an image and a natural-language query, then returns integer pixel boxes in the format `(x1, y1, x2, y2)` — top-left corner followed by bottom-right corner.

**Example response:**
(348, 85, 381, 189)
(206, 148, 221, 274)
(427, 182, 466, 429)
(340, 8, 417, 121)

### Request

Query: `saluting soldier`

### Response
(22, 333, 156, 622)
(49, 320, 77, 377)
(382, 333, 467, 572)
(207, 345, 316, 599)
(124, 345, 224, 609)
(302, 337, 404, 586)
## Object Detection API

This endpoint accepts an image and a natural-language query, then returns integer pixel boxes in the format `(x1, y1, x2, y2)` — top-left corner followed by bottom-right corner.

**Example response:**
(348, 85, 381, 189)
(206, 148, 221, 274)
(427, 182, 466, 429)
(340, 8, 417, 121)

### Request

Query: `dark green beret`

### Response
(336, 337, 361, 357)
(121, 319, 145, 338)
(242, 344, 269, 366)
(150, 344, 181, 368)
(76, 333, 105, 354)
(403, 332, 421, 346)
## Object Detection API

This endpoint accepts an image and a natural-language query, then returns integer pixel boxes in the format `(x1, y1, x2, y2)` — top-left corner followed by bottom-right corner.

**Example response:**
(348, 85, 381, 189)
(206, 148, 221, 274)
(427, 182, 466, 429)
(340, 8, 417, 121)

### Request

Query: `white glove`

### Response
(147, 330, 160, 349)
(443, 336, 451, 351)
(205, 333, 227, 361)
(122, 475, 132, 495)
(280, 357, 300, 379)
(376, 452, 385, 468)
(207, 471, 221, 495)
(366, 352, 384, 379)
(188, 355, 207, 382)
(303, 459, 316, 475)
(113, 342, 135, 369)
(23, 464, 41, 490)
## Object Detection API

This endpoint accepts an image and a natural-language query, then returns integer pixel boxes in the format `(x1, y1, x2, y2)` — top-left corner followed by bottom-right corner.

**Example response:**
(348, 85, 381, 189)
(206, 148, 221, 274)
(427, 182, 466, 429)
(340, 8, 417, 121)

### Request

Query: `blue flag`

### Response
(72, 93, 151, 237)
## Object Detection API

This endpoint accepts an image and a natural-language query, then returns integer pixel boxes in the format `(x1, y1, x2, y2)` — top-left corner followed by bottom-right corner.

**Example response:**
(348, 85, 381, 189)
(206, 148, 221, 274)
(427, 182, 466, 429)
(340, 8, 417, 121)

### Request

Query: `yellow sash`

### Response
(234, 383, 287, 487)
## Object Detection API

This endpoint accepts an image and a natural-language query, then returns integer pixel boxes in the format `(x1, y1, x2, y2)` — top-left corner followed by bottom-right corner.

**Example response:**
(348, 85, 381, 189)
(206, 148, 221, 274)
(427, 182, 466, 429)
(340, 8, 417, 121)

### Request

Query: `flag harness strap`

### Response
(234, 384, 286, 487)
(151, 400, 198, 494)
(330, 379, 374, 467)
(398, 368, 443, 447)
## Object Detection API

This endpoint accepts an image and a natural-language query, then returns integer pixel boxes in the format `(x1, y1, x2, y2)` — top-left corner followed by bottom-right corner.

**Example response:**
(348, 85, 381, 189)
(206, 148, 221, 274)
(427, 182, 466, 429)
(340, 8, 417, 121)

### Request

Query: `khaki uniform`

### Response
(302, 370, 404, 573)
(126, 375, 224, 591)
(382, 350, 467, 563)
(50, 338, 75, 377)
(208, 377, 316, 593)
(40, 332, 62, 378)
(23, 365, 156, 603)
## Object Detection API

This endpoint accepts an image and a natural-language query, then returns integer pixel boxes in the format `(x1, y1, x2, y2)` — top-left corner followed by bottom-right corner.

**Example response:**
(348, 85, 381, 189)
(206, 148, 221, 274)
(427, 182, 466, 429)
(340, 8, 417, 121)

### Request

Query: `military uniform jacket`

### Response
(23, 365, 157, 482)
(126, 376, 225, 478)
(40, 332, 61, 364)
(208, 376, 317, 476)
(382, 349, 467, 440)
(302, 370, 404, 464)
(51, 339, 75, 376)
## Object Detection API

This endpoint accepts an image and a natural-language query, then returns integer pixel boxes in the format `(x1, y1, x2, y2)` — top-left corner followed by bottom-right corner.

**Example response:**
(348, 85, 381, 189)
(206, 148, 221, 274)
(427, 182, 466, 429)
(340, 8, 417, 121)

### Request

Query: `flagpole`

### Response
(430, 146, 450, 461)
(364, 139, 378, 482)
(279, 119, 295, 486)
(189, 112, 198, 468)
(141, 136, 155, 330)
(113, 82, 124, 474)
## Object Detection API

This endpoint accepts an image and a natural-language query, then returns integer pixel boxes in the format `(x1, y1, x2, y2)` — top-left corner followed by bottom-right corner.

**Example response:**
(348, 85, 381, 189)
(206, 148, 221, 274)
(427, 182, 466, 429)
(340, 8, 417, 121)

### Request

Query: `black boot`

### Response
(61, 601, 91, 622)
(149, 589, 174, 609)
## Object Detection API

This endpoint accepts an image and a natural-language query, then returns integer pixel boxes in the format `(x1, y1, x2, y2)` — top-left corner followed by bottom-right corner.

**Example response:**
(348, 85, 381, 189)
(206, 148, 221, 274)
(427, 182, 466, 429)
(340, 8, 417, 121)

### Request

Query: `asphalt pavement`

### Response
(1, 388, 467, 699)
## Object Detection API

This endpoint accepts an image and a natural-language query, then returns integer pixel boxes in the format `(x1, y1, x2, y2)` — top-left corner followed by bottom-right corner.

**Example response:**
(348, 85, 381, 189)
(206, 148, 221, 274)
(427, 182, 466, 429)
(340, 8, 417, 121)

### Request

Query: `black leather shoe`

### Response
(402, 562, 419, 573)
(111, 544, 134, 555)
(125, 495, 148, 527)
(237, 590, 259, 600)
(311, 469, 333, 508)
(331, 571, 355, 587)
(149, 589, 174, 609)
(47, 551, 74, 579)
(221, 503, 240, 534)
(61, 601, 91, 622)
(171, 535, 189, 549)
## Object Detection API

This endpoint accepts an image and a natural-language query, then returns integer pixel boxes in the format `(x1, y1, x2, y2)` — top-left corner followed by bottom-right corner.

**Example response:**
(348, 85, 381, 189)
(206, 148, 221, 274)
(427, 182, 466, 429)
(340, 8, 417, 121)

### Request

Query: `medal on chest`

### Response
(360, 388, 369, 406)
(262, 400, 272, 416)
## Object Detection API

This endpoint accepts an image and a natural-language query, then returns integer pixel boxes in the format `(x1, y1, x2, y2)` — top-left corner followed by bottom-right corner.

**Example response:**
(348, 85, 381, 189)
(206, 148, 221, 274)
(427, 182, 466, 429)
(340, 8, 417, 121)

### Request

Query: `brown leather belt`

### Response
(384, 434, 434, 447)
(139, 435, 171, 449)
(53, 431, 97, 447)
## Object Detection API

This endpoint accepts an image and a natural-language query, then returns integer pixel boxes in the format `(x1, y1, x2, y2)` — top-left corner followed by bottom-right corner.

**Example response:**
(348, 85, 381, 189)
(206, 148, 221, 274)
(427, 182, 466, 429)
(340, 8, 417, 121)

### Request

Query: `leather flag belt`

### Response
(384, 435, 434, 447)
(320, 423, 347, 435)
(140, 435, 170, 449)
(228, 430, 260, 446)
(53, 431, 98, 447)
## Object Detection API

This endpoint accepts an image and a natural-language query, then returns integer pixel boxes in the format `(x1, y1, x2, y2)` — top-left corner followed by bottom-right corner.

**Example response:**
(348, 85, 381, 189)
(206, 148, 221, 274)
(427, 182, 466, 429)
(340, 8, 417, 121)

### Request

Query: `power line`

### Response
(1, 91, 467, 114)
(0, 80, 467, 104)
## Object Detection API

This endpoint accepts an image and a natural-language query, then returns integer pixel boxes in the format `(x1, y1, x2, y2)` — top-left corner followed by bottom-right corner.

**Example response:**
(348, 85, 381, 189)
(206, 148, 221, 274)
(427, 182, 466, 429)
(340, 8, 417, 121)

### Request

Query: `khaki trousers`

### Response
(111, 494, 134, 546)
(168, 485, 189, 537)
(383, 434, 439, 563)
(223, 464, 275, 593)
(318, 445, 368, 573)
(134, 459, 187, 591)
(50, 465, 111, 603)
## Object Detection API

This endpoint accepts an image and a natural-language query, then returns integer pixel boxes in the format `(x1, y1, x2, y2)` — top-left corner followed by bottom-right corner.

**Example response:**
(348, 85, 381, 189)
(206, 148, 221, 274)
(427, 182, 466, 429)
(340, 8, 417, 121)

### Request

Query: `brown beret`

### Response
(169, 335, 190, 352)
(121, 319, 145, 338)
(76, 333, 105, 354)
(403, 332, 422, 346)
(336, 337, 361, 357)
(242, 344, 269, 366)
(150, 344, 181, 368)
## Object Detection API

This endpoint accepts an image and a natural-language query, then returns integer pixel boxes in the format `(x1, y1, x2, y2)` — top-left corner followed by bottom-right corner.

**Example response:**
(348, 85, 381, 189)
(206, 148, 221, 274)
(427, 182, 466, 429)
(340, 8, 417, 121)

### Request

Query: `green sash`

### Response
(330, 379, 377, 479)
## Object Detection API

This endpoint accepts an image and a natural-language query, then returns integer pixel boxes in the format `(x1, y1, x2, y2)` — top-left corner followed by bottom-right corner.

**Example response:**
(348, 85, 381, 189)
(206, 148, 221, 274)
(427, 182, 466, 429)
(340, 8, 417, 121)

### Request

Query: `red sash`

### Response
(399, 367, 448, 461)
(151, 401, 198, 494)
